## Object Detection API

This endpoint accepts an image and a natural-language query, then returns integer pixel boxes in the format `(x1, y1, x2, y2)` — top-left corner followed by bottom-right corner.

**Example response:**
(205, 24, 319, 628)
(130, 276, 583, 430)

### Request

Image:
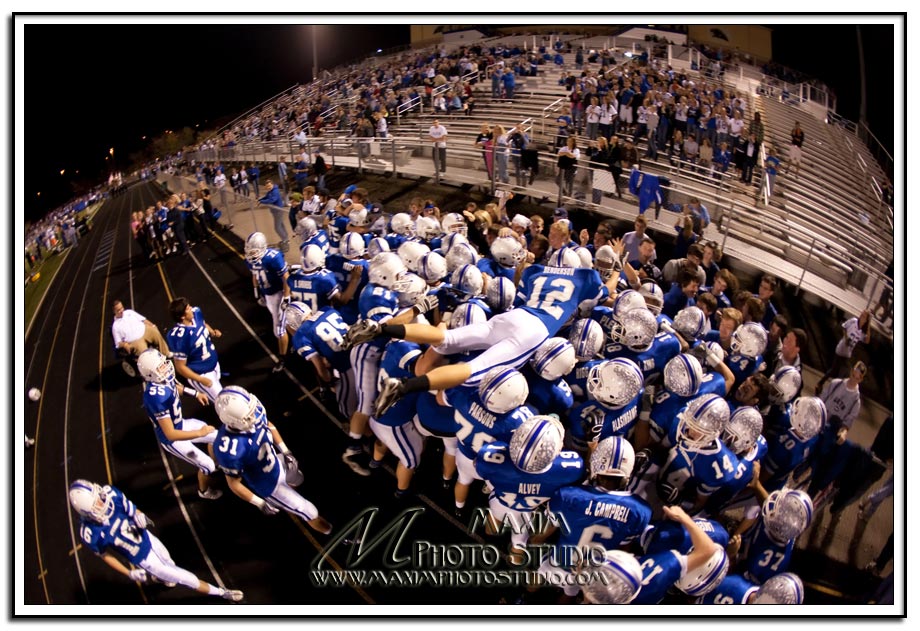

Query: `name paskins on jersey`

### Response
(79, 487, 152, 565)
(604, 331, 681, 380)
(143, 381, 183, 445)
(476, 442, 584, 510)
(288, 268, 340, 312)
(549, 486, 652, 555)
(292, 309, 351, 372)
(443, 387, 532, 460)
(213, 420, 281, 498)
(518, 265, 608, 335)
(167, 307, 217, 374)
(248, 249, 288, 295)
(649, 373, 726, 447)
(376, 340, 423, 426)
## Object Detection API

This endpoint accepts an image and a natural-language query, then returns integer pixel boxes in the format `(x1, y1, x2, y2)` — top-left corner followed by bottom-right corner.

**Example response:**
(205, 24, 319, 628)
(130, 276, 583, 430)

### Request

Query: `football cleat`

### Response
(343, 319, 382, 349)
(341, 451, 371, 477)
(375, 378, 407, 418)
(221, 588, 245, 602)
(198, 487, 223, 501)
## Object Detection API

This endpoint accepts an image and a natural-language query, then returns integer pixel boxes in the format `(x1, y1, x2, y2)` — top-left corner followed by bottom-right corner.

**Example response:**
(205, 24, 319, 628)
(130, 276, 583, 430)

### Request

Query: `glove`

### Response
(133, 511, 154, 531)
(282, 452, 304, 487)
(257, 296, 266, 307)
(129, 568, 149, 583)
(260, 500, 280, 516)
(414, 293, 439, 314)
(281, 295, 291, 310)
(686, 343, 709, 365)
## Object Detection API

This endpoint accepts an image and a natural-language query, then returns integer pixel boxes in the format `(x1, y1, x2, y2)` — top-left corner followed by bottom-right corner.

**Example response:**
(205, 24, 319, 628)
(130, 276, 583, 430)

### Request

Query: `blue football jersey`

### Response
(142, 380, 184, 445)
(695, 573, 758, 605)
(476, 442, 584, 511)
(648, 373, 727, 447)
(634, 550, 685, 605)
(376, 340, 423, 427)
(547, 485, 653, 567)
(213, 417, 282, 498)
(659, 439, 740, 503)
(166, 307, 218, 374)
(587, 305, 617, 335)
(522, 366, 574, 418)
(247, 248, 288, 296)
(705, 435, 769, 513)
(384, 233, 409, 251)
(299, 230, 329, 255)
(739, 521, 795, 584)
(568, 398, 640, 444)
(287, 268, 340, 312)
(763, 430, 817, 486)
(726, 354, 765, 390)
(357, 284, 399, 348)
(443, 387, 533, 460)
(292, 309, 351, 373)
(327, 215, 350, 251)
(415, 391, 460, 437)
(476, 257, 516, 282)
(604, 331, 681, 382)
(641, 518, 730, 555)
(517, 265, 609, 335)
(79, 486, 151, 565)
(326, 256, 369, 325)
(565, 359, 606, 401)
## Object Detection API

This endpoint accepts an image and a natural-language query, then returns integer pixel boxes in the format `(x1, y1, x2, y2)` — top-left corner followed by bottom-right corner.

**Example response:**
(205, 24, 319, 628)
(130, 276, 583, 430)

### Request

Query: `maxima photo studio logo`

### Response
(310, 507, 612, 589)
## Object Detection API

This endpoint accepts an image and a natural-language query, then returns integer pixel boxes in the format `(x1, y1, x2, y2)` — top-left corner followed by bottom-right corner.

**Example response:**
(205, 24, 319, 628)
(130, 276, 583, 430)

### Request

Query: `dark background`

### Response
(22, 21, 896, 221)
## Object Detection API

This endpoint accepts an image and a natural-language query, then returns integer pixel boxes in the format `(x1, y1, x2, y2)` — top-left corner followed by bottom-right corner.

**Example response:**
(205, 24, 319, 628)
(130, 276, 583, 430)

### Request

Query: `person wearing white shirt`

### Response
(429, 120, 448, 173)
(111, 300, 170, 357)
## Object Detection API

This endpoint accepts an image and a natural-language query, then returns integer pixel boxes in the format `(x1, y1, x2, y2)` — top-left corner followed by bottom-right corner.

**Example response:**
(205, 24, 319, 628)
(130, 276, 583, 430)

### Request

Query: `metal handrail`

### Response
(205, 83, 300, 142)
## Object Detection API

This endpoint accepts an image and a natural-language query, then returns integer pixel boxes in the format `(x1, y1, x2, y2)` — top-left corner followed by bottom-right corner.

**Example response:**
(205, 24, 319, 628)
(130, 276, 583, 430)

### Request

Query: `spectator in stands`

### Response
(622, 139, 639, 172)
(669, 129, 685, 164)
(700, 240, 721, 286)
(683, 133, 700, 164)
(257, 180, 288, 252)
(645, 105, 660, 161)
(762, 313, 789, 376)
(557, 137, 579, 198)
(598, 94, 617, 140)
(526, 214, 545, 248)
(708, 306, 743, 352)
(555, 106, 573, 149)
(293, 154, 311, 191)
(696, 292, 717, 334)
(508, 123, 530, 187)
(714, 141, 732, 176)
(493, 124, 510, 184)
(750, 111, 765, 157)
(705, 267, 737, 312)
(474, 123, 494, 176)
(788, 121, 805, 177)
(816, 310, 872, 394)
(756, 274, 779, 328)
(740, 132, 758, 185)
(313, 150, 328, 190)
(775, 327, 806, 373)
(429, 119, 448, 173)
(585, 96, 601, 140)
(698, 138, 713, 173)
(673, 215, 699, 260)
(662, 267, 700, 319)
(276, 156, 288, 196)
(239, 165, 250, 197)
(230, 168, 241, 195)
(529, 233, 550, 264)
(214, 168, 228, 208)
(502, 68, 516, 100)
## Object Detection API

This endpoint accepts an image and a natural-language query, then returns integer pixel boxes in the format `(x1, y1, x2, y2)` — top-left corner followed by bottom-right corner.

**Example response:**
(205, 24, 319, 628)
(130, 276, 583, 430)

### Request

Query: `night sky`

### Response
(22, 21, 897, 221)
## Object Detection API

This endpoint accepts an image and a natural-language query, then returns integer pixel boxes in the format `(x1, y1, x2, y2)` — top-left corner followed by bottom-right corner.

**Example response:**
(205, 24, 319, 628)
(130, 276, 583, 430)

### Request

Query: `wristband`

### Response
(249, 495, 266, 509)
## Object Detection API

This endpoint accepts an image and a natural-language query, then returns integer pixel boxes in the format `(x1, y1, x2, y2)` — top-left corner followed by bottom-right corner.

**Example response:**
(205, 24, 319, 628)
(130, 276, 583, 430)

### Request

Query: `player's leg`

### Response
(162, 438, 222, 499)
(343, 343, 381, 475)
(269, 478, 332, 534)
(454, 452, 481, 515)
(264, 293, 286, 372)
(369, 418, 423, 494)
(143, 532, 242, 600)
(335, 368, 358, 419)
(191, 365, 223, 402)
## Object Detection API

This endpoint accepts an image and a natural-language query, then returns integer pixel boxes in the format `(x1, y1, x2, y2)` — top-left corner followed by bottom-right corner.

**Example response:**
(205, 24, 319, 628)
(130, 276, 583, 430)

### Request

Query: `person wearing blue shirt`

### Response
(662, 270, 700, 319)
(166, 298, 223, 402)
(248, 163, 261, 197)
(245, 232, 291, 373)
(257, 180, 289, 252)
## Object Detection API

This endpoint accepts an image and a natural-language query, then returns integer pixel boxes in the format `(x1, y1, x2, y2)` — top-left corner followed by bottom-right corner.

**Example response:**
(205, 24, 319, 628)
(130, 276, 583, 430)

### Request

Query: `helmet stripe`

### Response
(681, 354, 699, 394)
(482, 368, 517, 403)
(516, 420, 548, 468)
(611, 437, 622, 473)
(536, 340, 569, 374)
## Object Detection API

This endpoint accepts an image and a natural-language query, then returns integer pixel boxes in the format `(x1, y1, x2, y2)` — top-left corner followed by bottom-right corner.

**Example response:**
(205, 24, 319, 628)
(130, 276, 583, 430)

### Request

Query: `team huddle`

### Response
(71, 186, 823, 605)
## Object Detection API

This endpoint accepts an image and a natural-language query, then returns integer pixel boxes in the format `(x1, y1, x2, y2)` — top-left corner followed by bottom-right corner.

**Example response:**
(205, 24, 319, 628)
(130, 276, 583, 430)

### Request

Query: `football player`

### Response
(69, 479, 243, 601)
(567, 358, 644, 452)
(325, 232, 370, 325)
(166, 298, 223, 402)
(244, 232, 291, 373)
(761, 396, 826, 491)
(695, 571, 805, 605)
(725, 322, 768, 394)
(522, 337, 577, 419)
(137, 349, 223, 500)
(213, 386, 332, 534)
(288, 244, 341, 312)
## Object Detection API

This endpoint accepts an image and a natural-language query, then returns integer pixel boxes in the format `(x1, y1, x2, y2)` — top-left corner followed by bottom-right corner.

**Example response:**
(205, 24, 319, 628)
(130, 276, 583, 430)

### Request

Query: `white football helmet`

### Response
(485, 275, 516, 313)
(548, 246, 583, 269)
(594, 244, 618, 281)
(215, 385, 265, 433)
(722, 406, 763, 455)
(569, 318, 605, 361)
(676, 393, 730, 450)
(788, 396, 826, 441)
(441, 212, 468, 236)
(282, 301, 313, 333)
(441, 232, 469, 255)
(451, 264, 484, 296)
(245, 231, 268, 264)
(509, 415, 565, 473)
(755, 572, 805, 605)
(490, 236, 526, 267)
(574, 246, 594, 269)
(638, 280, 664, 315)
(768, 366, 802, 405)
(478, 366, 529, 414)
(590, 435, 636, 481)
(389, 212, 416, 237)
(612, 289, 648, 316)
(530, 337, 577, 381)
(69, 479, 114, 524)
(368, 252, 412, 292)
(730, 322, 768, 358)
(301, 243, 326, 273)
(445, 242, 479, 273)
(137, 349, 175, 384)
(295, 216, 318, 240)
(586, 358, 643, 408)
(397, 273, 429, 308)
(366, 236, 391, 258)
(609, 307, 658, 351)
(397, 241, 431, 273)
(416, 215, 443, 241)
(450, 302, 488, 328)
(673, 306, 708, 342)
(348, 207, 370, 227)
(582, 550, 643, 604)
(341, 232, 367, 260)
(663, 353, 704, 397)
(762, 488, 814, 543)
(418, 251, 447, 283)
(675, 546, 729, 596)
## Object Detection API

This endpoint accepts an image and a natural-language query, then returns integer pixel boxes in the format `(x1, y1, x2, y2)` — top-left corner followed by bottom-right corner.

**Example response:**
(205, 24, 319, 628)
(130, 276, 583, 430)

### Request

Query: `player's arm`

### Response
(415, 345, 450, 377)
(172, 356, 212, 389)
(176, 378, 210, 406)
(311, 355, 334, 384)
(663, 505, 717, 572)
(100, 551, 138, 580)
(156, 413, 215, 442)
(333, 265, 364, 306)
(204, 320, 221, 339)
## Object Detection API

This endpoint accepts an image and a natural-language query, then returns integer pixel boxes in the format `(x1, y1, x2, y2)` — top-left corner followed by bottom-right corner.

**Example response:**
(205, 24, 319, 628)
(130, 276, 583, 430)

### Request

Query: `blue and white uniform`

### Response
(292, 308, 356, 418)
(247, 248, 289, 338)
(648, 374, 727, 447)
(695, 573, 759, 604)
(287, 267, 340, 312)
(522, 366, 574, 418)
(604, 331, 682, 383)
(762, 429, 818, 491)
(738, 521, 795, 584)
(326, 255, 369, 325)
(299, 229, 329, 255)
(641, 517, 730, 555)
(568, 396, 641, 447)
(726, 353, 765, 392)
(166, 306, 222, 401)
(633, 550, 686, 605)
(327, 214, 350, 252)
(371, 340, 425, 470)
(476, 257, 516, 282)
(414, 391, 459, 457)
(658, 439, 740, 508)
(351, 283, 399, 417)
(704, 436, 768, 513)
(142, 379, 215, 473)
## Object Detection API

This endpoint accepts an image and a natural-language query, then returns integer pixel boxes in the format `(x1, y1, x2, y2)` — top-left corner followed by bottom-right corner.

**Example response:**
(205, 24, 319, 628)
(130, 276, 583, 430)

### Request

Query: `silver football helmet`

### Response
(244, 231, 268, 264)
(548, 246, 583, 269)
(366, 236, 391, 258)
(295, 216, 318, 240)
(478, 366, 529, 414)
(675, 546, 729, 596)
(418, 252, 448, 284)
(530, 337, 577, 381)
(769, 366, 802, 405)
(137, 349, 175, 384)
(415, 215, 442, 241)
(348, 207, 370, 227)
(590, 436, 636, 481)
(389, 212, 416, 237)
(215, 385, 265, 433)
(762, 488, 814, 543)
(282, 301, 313, 333)
(341, 232, 367, 260)
(676, 393, 730, 450)
(754, 572, 805, 605)
(594, 244, 618, 281)
(449, 302, 488, 328)
(451, 264, 484, 296)
(301, 243, 326, 273)
(485, 275, 516, 313)
(397, 241, 431, 273)
(663, 353, 704, 397)
(609, 307, 658, 351)
(673, 306, 708, 342)
(445, 242, 479, 273)
(368, 252, 412, 292)
(569, 318, 605, 361)
(509, 415, 565, 473)
(722, 406, 763, 455)
(788, 396, 826, 441)
(440, 232, 469, 255)
(581, 550, 643, 604)
(638, 280, 664, 315)
(613, 289, 647, 316)
(69, 479, 115, 524)
(441, 212, 468, 236)
(574, 247, 594, 269)
(586, 358, 644, 408)
(397, 273, 429, 308)
(490, 236, 526, 267)
(730, 322, 768, 358)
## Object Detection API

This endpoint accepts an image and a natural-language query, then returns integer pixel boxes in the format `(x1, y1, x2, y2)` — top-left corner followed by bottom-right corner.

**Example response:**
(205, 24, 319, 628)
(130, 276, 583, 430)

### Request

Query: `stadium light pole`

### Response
(312, 25, 319, 82)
